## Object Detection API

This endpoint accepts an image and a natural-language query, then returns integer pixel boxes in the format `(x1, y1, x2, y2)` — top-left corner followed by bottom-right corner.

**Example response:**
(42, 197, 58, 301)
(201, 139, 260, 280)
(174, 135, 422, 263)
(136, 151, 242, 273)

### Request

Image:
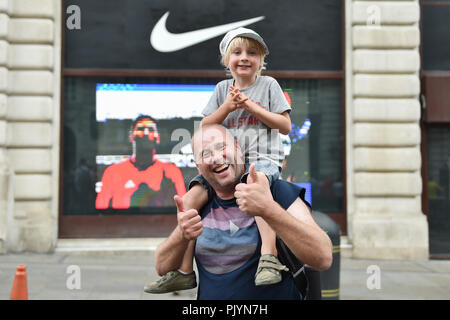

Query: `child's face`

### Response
(226, 41, 262, 80)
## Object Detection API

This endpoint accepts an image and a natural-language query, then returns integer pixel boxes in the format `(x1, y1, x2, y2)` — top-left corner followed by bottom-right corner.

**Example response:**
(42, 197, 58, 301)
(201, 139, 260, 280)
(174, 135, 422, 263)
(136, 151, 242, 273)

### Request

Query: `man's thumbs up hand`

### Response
(246, 163, 258, 184)
(174, 194, 185, 212)
(234, 164, 273, 216)
(174, 195, 203, 240)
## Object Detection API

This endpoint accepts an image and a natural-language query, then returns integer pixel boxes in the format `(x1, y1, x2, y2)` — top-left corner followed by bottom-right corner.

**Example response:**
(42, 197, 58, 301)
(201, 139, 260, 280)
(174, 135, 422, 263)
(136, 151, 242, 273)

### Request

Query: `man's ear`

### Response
(234, 139, 245, 165)
(234, 139, 243, 154)
(194, 153, 203, 175)
(195, 163, 203, 176)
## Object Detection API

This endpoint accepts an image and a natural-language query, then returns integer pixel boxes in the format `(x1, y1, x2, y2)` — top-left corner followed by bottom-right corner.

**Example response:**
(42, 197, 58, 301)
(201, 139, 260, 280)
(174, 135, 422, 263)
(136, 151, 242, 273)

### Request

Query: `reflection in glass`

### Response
(63, 77, 343, 215)
(278, 79, 343, 213)
(427, 127, 450, 255)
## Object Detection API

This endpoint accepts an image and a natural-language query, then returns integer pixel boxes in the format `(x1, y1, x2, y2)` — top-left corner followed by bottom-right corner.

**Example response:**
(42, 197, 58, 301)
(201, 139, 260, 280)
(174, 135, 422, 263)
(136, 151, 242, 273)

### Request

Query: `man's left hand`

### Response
(234, 164, 273, 216)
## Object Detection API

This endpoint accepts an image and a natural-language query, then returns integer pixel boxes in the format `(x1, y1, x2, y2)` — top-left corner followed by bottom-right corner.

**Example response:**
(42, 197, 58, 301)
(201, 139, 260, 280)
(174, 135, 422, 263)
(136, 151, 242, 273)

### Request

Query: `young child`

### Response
(144, 27, 292, 294)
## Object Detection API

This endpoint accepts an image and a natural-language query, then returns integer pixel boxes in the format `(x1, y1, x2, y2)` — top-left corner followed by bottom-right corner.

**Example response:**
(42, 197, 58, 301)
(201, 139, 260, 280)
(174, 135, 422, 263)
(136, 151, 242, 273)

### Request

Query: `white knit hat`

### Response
(219, 27, 269, 55)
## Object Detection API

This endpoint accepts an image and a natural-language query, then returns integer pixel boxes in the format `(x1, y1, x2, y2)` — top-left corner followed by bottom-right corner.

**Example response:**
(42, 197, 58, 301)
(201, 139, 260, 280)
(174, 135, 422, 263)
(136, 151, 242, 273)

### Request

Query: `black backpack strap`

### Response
(276, 236, 309, 300)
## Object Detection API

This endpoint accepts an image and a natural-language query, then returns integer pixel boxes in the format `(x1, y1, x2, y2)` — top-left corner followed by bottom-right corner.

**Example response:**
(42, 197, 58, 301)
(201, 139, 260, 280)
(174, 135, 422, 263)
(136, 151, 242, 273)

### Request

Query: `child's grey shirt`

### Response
(202, 76, 291, 168)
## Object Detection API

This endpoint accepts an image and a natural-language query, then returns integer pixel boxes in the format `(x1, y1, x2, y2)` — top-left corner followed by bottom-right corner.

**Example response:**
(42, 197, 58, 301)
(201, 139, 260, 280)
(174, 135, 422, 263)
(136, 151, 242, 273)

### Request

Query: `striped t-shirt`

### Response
(194, 179, 305, 300)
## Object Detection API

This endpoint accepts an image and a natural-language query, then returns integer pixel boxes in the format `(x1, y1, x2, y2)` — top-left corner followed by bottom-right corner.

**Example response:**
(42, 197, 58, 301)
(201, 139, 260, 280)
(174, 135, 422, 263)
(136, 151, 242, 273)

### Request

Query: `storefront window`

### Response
(61, 0, 344, 236)
(422, 1, 450, 255)
(62, 77, 343, 215)
(426, 127, 450, 255)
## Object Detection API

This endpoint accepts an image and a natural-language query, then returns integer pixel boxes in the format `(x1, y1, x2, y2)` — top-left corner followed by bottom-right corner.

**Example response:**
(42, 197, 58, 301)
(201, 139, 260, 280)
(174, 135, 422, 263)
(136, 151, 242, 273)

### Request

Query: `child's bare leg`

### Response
(254, 216, 288, 286)
(182, 183, 208, 211)
(255, 216, 277, 256)
(251, 170, 276, 255)
(144, 185, 208, 293)
(179, 240, 195, 273)
(177, 184, 208, 273)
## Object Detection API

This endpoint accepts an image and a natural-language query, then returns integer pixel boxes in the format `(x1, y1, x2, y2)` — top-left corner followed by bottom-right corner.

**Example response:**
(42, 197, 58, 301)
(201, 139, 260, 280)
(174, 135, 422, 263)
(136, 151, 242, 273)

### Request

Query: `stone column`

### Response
(0, 0, 11, 253)
(346, 0, 428, 260)
(0, 0, 59, 253)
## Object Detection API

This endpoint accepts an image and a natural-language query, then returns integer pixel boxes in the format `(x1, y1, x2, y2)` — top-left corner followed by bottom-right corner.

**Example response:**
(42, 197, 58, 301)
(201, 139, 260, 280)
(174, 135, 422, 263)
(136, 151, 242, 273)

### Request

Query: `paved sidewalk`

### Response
(1, 250, 449, 300)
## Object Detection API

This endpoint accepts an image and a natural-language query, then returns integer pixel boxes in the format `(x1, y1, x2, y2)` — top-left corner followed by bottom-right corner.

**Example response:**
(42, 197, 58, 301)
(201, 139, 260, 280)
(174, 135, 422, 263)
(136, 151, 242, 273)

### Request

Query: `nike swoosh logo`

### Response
(150, 11, 265, 52)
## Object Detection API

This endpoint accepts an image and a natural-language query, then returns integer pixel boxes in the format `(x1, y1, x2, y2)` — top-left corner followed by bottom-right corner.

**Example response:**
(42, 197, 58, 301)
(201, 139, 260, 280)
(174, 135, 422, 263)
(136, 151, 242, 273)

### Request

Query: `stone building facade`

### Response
(0, 0, 60, 253)
(0, 0, 431, 260)
(346, 0, 427, 259)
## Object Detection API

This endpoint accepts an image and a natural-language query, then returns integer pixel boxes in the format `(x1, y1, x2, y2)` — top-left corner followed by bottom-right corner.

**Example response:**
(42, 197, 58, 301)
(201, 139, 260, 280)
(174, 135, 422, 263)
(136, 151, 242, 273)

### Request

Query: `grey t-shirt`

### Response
(202, 76, 291, 167)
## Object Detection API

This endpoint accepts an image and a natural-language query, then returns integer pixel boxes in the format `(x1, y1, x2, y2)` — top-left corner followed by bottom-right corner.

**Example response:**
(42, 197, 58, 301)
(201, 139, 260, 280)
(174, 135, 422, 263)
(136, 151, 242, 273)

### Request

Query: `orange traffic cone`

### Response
(10, 265, 28, 300)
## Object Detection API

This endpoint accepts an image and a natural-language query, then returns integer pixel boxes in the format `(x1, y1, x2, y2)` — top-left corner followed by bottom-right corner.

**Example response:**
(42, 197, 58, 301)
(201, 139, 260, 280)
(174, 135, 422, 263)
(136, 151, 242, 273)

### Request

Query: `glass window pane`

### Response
(278, 79, 343, 213)
(63, 77, 221, 215)
(62, 77, 343, 215)
(422, 6, 450, 70)
(427, 126, 450, 255)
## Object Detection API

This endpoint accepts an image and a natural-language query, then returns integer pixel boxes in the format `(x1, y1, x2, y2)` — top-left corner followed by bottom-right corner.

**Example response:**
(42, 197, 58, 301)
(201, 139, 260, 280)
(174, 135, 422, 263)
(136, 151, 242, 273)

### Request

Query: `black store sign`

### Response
(64, 0, 342, 71)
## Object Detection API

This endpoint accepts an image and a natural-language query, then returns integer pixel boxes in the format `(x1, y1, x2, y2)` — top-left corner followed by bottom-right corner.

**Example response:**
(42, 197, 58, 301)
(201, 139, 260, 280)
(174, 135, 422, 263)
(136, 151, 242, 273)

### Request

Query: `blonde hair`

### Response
(220, 37, 267, 77)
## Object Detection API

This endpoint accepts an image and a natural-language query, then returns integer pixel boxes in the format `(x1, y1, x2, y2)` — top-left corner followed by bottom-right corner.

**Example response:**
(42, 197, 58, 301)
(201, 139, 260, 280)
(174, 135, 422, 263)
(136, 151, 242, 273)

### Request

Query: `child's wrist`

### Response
(246, 100, 258, 114)
(224, 102, 234, 113)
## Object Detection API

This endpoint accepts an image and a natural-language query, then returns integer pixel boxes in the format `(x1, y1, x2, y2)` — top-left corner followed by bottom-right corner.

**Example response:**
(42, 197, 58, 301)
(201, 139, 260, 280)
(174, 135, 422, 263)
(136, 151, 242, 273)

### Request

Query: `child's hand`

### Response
(230, 86, 256, 114)
(229, 86, 250, 108)
(232, 88, 248, 104)
(224, 86, 246, 112)
(224, 89, 241, 112)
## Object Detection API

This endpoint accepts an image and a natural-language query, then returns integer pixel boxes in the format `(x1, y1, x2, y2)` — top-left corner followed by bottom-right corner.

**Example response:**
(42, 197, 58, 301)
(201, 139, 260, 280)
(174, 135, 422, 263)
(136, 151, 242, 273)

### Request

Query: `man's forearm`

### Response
(155, 225, 191, 276)
(262, 199, 332, 271)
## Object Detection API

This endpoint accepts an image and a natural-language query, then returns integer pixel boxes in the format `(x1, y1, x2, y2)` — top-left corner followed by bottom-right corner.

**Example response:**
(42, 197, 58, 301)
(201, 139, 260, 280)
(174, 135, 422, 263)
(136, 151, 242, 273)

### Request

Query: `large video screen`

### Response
(94, 83, 215, 211)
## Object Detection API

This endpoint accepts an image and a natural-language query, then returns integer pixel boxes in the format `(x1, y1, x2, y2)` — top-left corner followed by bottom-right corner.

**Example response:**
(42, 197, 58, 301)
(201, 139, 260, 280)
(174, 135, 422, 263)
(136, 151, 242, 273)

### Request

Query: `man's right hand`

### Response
(174, 195, 203, 240)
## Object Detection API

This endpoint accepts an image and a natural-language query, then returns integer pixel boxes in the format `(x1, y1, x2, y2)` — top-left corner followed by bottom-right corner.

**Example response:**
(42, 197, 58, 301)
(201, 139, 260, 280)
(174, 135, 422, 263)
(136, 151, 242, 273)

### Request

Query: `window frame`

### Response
(58, 0, 347, 238)
(420, 0, 450, 258)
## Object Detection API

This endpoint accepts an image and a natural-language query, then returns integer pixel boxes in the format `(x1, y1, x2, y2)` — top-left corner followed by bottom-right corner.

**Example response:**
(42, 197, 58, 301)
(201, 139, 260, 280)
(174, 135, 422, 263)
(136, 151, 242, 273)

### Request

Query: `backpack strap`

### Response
(276, 236, 309, 300)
